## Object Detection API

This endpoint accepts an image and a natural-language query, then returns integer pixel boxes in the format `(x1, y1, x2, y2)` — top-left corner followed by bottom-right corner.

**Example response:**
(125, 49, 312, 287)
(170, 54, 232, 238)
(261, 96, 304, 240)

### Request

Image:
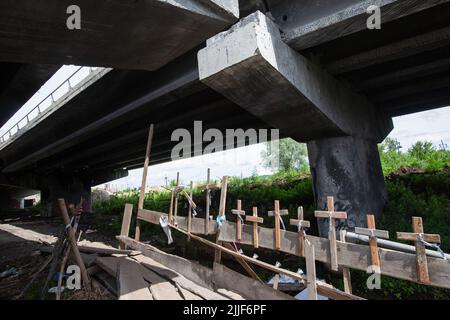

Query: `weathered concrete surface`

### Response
(198, 11, 392, 142)
(269, 0, 450, 50)
(307, 136, 387, 237)
(0, 0, 239, 70)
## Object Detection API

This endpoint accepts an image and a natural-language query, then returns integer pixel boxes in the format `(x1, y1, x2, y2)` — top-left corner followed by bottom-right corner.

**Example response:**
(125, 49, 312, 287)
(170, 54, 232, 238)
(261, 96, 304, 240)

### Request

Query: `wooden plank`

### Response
(164, 225, 362, 300)
(213, 263, 295, 300)
(78, 245, 139, 256)
(136, 124, 154, 242)
(187, 181, 193, 241)
(174, 172, 180, 218)
(138, 208, 216, 235)
(355, 227, 390, 239)
(117, 237, 214, 289)
(97, 256, 182, 300)
(94, 271, 118, 297)
(215, 176, 228, 264)
(218, 221, 450, 289)
(217, 289, 245, 300)
(120, 203, 133, 249)
(413, 217, 429, 284)
(120, 238, 298, 300)
(117, 259, 153, 300)
(328, 197, 338, 271)
(368, 214, 381, 269)
(131, 254, 228, 300)
(340, 230, 352, 294)
(274, 200, 281, 250)
(177, 285, 203, 300)
(222, 242, 262, 282)
(139, 266, 183, 300)
(205, 168, 211, 235)
(305, 240, 317, 300)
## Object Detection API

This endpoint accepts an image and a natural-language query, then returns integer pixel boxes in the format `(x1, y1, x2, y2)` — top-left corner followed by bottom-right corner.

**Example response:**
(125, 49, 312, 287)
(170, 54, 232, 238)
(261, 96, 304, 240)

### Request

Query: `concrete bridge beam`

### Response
(0, 0, 239, 70)
(198, 11, 391, 235)
(198, 11, 393, 143)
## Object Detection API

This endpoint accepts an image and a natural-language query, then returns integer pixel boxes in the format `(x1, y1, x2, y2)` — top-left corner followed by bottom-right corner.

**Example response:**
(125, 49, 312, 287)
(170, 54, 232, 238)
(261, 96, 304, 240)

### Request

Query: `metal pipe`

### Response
(346, 232, 449, 260)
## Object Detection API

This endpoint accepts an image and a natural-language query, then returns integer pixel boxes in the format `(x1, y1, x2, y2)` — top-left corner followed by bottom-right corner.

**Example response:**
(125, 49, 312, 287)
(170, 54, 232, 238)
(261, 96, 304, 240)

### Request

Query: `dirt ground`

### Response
(0, 210, 117, 300)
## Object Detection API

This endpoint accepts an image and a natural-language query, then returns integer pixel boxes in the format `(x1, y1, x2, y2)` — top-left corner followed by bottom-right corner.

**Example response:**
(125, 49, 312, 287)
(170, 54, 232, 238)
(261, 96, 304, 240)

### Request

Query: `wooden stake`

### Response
(340, 230, 352, 294)
(174, 172, 180, 218)
(305, 240, 318, 300)
(355, 214, 389, 269)
(397, 216, 441, 284)
(205, 168, 211, 235)
(231, 200, 246, 242)
(58, 199, 91, 290)
(315, 196, 347, 271)
(215, 176, 228, 264)
(136, 124, 154, 241)
(246, 207, 263, 248)
(168, 172, 180, 225)
(187, 181, 193, 242)
(289, 206, 310, 256)
(119, 204, 133, 250)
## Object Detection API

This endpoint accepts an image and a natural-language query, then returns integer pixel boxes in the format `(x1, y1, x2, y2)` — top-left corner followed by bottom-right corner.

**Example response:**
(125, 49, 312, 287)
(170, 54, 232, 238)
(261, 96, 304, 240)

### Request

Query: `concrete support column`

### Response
(307, 136, 387, 237)
(40, 176, 91, 217)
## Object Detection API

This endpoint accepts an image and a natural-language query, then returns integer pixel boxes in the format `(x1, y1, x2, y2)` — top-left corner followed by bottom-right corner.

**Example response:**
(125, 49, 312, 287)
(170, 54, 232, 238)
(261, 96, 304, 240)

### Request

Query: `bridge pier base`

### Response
(307, 136, 387, 237)
(40, 176, 91, 217)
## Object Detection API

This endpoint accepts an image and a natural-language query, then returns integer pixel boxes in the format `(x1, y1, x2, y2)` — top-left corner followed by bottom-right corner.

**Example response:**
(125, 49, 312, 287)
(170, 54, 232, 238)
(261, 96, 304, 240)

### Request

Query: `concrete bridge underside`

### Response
(1, 0, 450, 235)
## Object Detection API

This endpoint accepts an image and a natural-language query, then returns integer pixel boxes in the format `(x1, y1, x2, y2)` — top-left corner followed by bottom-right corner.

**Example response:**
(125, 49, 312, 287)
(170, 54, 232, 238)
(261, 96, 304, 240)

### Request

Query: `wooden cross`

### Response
(246, 207, 263, 248)
(355, 214, 389, 268)
(397, 216, 441, 284)
(289, 206, 310, 257)
(314, 196, 347, 271)
(231, 200, 246, 242)
(268, 200, 288, 250)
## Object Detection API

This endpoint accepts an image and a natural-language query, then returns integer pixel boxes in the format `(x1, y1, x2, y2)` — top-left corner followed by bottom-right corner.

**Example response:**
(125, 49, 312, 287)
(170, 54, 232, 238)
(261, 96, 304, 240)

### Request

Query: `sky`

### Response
(1, 65, 449, 190)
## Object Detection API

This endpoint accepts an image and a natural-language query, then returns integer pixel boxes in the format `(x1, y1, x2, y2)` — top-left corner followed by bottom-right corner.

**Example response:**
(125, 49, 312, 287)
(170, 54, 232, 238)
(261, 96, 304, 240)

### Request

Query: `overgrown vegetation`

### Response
(91, 140, 450, 299)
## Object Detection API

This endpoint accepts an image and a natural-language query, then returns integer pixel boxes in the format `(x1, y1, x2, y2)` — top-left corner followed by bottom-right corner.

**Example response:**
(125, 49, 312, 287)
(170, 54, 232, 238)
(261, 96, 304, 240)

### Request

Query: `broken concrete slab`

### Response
(198, 11, 392, 142)
(0, 0, 239, 70)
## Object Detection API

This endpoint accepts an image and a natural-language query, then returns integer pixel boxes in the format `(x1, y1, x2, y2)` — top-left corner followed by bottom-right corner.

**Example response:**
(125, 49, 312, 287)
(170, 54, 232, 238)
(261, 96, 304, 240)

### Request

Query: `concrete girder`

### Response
(0, 0, 239, 70)
(198, 11, 392, 143)
(268, 0, 450, 51)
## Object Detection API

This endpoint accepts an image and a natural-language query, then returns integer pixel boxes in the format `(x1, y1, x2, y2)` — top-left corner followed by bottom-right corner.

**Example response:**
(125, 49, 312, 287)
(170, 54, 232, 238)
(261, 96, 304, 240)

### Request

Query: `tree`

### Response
(408, 141, 435, 160)
(380, 137, 401, 153)
(261, 138, 308, 172)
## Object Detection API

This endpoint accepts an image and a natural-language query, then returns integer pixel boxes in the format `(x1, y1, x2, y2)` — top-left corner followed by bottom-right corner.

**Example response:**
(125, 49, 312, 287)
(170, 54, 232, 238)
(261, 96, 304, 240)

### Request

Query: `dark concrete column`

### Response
(40, 176, 91, 217)
(307, 136, 387, 237)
